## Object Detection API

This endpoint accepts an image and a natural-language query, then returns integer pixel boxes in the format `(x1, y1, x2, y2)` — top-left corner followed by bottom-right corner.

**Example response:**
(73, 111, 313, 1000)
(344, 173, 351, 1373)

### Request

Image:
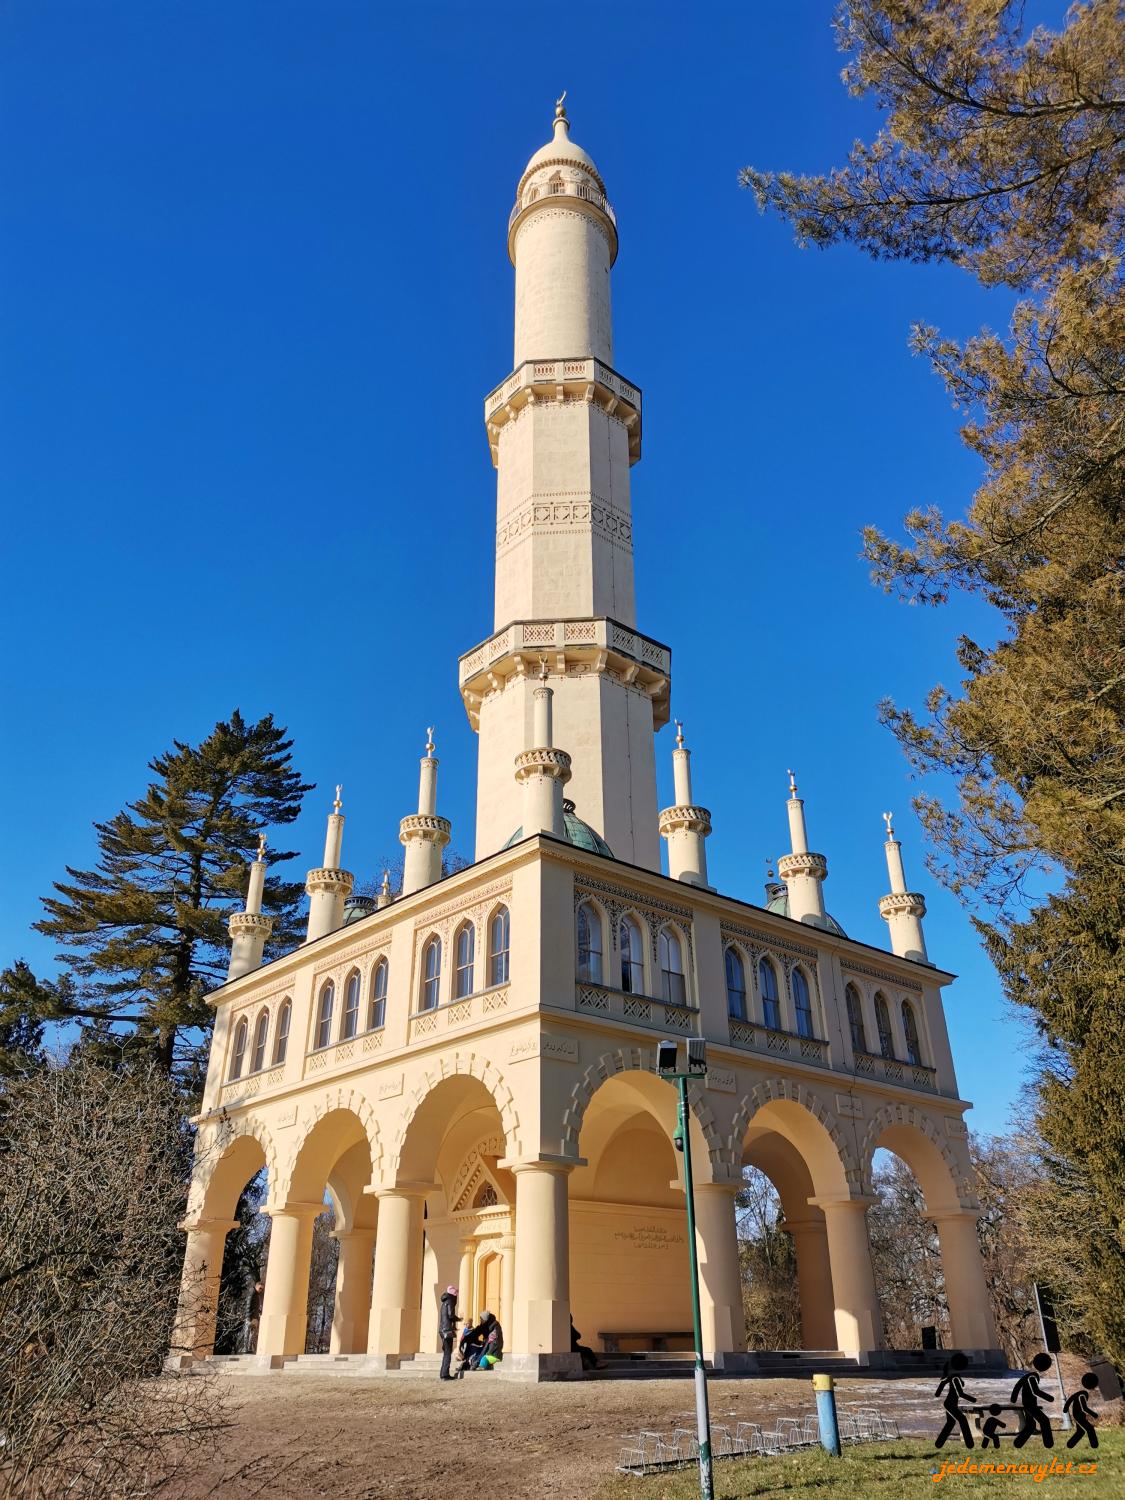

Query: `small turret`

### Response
(227, 833, 274, 980)
(400, 730, 451, 896)
(513, 662, 571, 839)
(376, 870, 393, 909)
(305, 787, 354, 942)
(878, 812, 929, 963)
(658, 720, 712, 888)
(776, 770, 829, 928)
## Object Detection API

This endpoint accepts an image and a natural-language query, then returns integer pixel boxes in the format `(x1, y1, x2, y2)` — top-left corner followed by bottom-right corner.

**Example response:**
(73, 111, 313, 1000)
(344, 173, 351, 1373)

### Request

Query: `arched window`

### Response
(619, 915, 644, 994)
(845, 983, 867, 1055)
(273, 1000, 291, 1065)
(725, 946, 747, 1020)
(229, 1017, 248, 1080)
(368, 959, 388, 1030)
(793, 968, 815, 1039)
(874, 992, 894, 1059)
(902, 1000, 923, 1066)
(488, 906, 510, 987)
(474, 1183, 498, 1209)
(576, 901, 603, 983)
(250, 1009, 269, 1073)
(421, 936, 441, 1011)
(548, 171, 565, 195)
(759, 958, 781, 1030)
(454, 922, 475, 999)
(659, 926, 686, 1005)
(315, 981, 335, 1050)
(342, 970, 361, 1040)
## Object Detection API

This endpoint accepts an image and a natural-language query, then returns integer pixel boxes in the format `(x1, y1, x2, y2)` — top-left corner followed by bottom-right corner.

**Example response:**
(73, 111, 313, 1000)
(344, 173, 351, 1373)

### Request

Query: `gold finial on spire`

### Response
(883, 810, 895, 838)
(787, 768, 798, 798)
(425, 726, 435, 756)
(256, 832, 267, 862)
(555, 89, 568, 121)
(381, 869, 391, 894)
(333, 784, 343, 813)
(674, 719, 685, 749)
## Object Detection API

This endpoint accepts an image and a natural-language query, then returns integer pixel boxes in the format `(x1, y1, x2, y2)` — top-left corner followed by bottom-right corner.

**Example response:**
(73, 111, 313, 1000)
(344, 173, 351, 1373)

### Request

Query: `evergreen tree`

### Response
(35, 711, 312, 1079)
(742, 1, 1125, 1362)
(0, 961, 73, 1078)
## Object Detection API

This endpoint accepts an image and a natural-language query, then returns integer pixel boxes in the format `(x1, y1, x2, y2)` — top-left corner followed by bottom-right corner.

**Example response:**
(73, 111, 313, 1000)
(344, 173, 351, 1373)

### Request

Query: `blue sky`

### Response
(1, 1, 1056, 1133)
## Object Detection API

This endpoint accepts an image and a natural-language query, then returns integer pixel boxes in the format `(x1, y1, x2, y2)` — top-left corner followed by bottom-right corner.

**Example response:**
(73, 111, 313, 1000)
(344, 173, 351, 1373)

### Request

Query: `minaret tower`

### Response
(305, 787, 354, 942)
(400, 729, 451, 896)
(777, 771, 829, 928)
(659, 721, 712, 888)
(878, 812, 930, 963)
(459, 98, 670, 869)
(227, 834, 274, 980)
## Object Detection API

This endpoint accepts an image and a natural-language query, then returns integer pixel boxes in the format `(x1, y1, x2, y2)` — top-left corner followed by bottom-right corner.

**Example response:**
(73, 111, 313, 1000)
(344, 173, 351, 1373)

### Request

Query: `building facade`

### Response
(175, 101, 999, 1378)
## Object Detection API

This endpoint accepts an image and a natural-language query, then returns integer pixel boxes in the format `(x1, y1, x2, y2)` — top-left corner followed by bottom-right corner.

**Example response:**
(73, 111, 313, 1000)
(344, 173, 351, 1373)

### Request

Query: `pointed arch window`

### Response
(314, 981, 335, 1050)
(368, 958, 388, 1031)
(759, 958, 781, 1031)
(874, 992, 894, 1059)
(845, 983, 867, 1055)
(273, 1000, 291, 1066)
(725, 946, 747, 1020)
(488, 906, 510, 986)
(250, 1009, 269, 1073)
(659, 926, 686, 1005)
(454, 922, 475, 999)
(619, 915, 644, 994)
(421, 936, 441, 1011)
(577, 901, 603, 984)
(902, 1000, 923, 1066)
(793, 968, 815, 1039)
(229, 1017, 248, 1080)
(342, 970, 361, 1040)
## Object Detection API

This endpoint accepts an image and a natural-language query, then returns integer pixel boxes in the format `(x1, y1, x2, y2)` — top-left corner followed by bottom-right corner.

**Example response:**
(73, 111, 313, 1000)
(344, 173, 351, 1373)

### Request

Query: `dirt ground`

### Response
(180, 1371, 1026, 1499)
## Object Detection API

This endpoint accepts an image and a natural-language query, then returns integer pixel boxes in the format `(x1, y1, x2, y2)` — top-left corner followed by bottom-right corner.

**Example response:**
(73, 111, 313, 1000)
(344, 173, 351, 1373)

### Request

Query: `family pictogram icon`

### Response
(934, 1352, 1102, 1450)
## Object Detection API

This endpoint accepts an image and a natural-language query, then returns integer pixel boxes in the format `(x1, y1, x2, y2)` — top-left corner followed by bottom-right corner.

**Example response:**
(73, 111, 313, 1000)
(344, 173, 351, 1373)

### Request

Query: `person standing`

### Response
(438, 1286, 460, 1381)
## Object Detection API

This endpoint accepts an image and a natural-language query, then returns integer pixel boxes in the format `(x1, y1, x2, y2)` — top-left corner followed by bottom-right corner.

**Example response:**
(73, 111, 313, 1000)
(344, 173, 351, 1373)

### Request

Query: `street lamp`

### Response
(657, 1037, 714, 1500)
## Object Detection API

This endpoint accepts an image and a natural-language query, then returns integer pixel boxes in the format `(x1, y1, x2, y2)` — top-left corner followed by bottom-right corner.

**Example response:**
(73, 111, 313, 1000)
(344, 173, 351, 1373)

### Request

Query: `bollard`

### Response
(813, 1372, 841, 1457)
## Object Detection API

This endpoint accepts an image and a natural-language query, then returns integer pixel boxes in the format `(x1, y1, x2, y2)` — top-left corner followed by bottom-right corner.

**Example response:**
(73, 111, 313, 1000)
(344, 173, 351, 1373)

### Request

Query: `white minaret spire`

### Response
(878, 811, 930, 962)
(514, 658, 572, 839)
(305, 787, 354, 942)
(460, 101, 668, 871)
(659, 719, 712, 888)
(776, 770, 829, 928)
(400, 728, 451, 896)
(227, 833, 274, 980)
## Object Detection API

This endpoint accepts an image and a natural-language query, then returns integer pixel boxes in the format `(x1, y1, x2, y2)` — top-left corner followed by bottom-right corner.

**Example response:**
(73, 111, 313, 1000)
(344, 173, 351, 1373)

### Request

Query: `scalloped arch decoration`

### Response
(728, 1077, 862, 1192)
(859, 1102, 977, 1209)
(385, 1052, 522, 1184)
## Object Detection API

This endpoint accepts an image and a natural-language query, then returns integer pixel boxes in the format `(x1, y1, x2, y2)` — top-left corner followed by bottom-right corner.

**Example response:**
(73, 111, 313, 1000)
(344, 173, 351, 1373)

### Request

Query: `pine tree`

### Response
(0, 961, 74, 1078)
(35, 711, 312, 1079)
(742, 1, 1125, 1363)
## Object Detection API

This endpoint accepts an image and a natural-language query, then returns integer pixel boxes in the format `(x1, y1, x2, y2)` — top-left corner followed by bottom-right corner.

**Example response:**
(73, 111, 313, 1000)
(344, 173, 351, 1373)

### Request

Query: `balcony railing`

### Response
(509, 179, 617, 230)
(576, 983, 697, 1034)
(409, 986, 511, 1044)
(221, 1064, 285, 1103)
(854, 1050, 937, 1092)
(727, 1019, 829, 1069)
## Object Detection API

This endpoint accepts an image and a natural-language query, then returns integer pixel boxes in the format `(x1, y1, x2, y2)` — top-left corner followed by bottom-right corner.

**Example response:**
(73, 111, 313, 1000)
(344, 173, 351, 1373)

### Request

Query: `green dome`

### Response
(503, 802, 614, 859)
(342, 895, 377, 926)
(764, 890, 848, 938)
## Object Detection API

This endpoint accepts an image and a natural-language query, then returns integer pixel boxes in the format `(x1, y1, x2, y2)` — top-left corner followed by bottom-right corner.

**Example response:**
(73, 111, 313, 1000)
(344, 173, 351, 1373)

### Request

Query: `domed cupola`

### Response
(507, 94, 618, 269)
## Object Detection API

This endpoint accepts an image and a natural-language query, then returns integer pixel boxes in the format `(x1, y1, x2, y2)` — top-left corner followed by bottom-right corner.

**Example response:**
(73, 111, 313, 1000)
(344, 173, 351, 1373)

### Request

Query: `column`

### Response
(258, 1203, 320, 1358)
(330, 1228, 377, 1355)
(509, 1160, 573, 1356)
(930, 1210, 998, 1350)
(813, 1196, 884, 1357)
(367, 1187, 427, 1359)
(458, 1238, 477, 1326)
(693, 1184, 746, 1356)
(498, 1231, 516, 1345)
(782, 1218, 838, 1349)
(171, 1218, 236, 1362)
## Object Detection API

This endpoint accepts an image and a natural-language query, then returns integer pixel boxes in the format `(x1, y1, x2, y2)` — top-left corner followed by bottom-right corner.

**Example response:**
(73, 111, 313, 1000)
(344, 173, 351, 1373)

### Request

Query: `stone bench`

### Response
(599, 1331, 694, 1354)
